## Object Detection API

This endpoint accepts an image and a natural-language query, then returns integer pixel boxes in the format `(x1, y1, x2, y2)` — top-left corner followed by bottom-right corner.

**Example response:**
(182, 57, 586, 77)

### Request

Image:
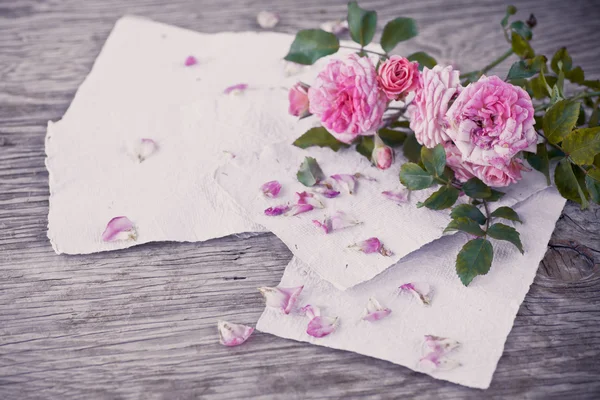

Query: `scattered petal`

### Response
(258, 286, 304, 314)
(224, 83, 249, 95)
(423, 335, 460, 354)
(320, 19, 349, 35)
(400, 282, 433, 305)
(307, 316, 338, 338)
(418, 335, 461, 371)
(130, 138, 158, 162)
(301, 304, 321, 320)
(313, 211, 361, 234)
(363, 297, 392, 322)
(418, 352, 461, 372)
(257, 11, 280, 29)
(382, 189, 409, 204)
(295, 191, 324, 208)
(264, 205, 289, 216)
(349, 237, 393, 256)
(285, 203, 314, 216)
(101, 216, 137, 242)
(328, 174, 357, 194)
(260, 180, 282, 198)
(217, 320, 254, 346)
(312, 185, 340, 198)
(184, 55, 198, 66)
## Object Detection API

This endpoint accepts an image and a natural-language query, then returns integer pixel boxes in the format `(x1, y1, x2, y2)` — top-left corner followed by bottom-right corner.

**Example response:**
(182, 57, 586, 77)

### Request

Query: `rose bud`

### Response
(372, 135, 394, 170)
(377, 56, 420, 100)
(288, 82, 311, 118)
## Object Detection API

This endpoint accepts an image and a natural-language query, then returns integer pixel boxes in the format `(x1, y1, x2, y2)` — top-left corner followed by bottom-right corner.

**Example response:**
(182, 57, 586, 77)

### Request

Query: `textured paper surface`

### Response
(216, 142, 549, 289)
(257, 188, 566, 389)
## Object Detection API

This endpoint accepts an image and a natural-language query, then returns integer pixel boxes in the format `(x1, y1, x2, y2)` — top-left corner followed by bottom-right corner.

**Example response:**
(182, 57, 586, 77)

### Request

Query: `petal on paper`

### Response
(184, 55, 198, 66)
(423, 335, 460, 355)
(320, 19, 348, 35)
(258, 286, 304, 314)
(349, 237, 381, 254)
(399, 282, 433, 306)
(382, 189, 409, 204)
(260, 180, 282, 198)
(218, 320, 254, 346)
(301, 304, 321, 320)
(295, 191, 324, 208)
(285, 204, 314, 216)
(418, 352, 461, 372)
(363, 297, 392, 322)
(312, 185, 340, 198)
(329, 174, 357, 194)
(306, 316, 338, 338)
(264, 205, 289, 216)
(130, 138, 158, 162)
(256, 11, 279, 29)
(312, 219, 330, 234)
(313, 211, 360, 234)
(224, 83, 249, 95)
(101, 216, 137, 242)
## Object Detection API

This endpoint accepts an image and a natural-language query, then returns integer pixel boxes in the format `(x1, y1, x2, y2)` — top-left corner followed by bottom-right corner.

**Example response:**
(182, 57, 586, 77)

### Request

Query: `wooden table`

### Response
(1, 0, 599, 398)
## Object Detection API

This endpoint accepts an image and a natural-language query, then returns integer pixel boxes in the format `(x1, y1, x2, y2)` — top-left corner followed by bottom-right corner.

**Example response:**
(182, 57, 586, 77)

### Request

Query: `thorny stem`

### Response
(460, 49, 514, 80)
(339, 45, 387, 57)
(482, 200, 491, 232)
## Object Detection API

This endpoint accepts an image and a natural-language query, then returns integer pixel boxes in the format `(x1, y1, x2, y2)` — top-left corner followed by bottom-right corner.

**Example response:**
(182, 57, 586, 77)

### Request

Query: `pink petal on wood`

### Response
(218, 320, 254, 346)
(101, 216, 137, 242)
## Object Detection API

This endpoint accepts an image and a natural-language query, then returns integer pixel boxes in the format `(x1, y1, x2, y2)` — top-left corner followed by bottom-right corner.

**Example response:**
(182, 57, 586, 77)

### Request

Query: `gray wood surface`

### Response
(1, 0, 600, 398)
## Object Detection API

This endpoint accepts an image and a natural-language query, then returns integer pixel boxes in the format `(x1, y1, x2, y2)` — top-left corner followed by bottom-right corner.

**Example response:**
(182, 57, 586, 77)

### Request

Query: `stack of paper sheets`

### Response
(46, 16, 566, 389)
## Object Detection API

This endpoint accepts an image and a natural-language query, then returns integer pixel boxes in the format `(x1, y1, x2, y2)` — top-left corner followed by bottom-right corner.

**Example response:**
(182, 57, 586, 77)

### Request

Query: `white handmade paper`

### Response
(257, 188, 566, 389)
(216, 142, 549, 290)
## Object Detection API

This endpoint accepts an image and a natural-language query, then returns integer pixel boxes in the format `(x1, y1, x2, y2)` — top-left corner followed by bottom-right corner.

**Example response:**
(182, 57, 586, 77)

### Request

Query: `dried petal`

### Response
(328, 174, 357, 194)
(264, 205, 289, 216)
(349, 237, 392, 256)
(295, 191, 324, 208)
(418, 352, 461, 372)
(260, 180, 282, 198)
(423, 335, 460, 354)
(217, 320, 254, 346)
(184, 55, 198, 66)
(130, 138, 158, 162)
(285, 203, 314, 216)
(224, 83, 249, 95)
(257, 11, 279, 29)
(382, 189, 409, 204)
(259, 286, 304, 314)
(320, 19, 348, 35)
(363, 297, 392, 322)
(400, 282, 433, 306)
(301, 304, 321, 320)
(101, 216, 137, 242)
(307, 316, 338, 338)
(312, 185, 340, 198)
(418, 335, 461, 371)
(313, 211, 361, 234)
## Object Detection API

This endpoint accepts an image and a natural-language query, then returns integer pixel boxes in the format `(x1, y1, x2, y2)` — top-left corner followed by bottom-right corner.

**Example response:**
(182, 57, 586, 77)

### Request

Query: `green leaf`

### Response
(403, 134, 422, 163)
(487, 223, 524, 254)
(554, 158, 589, 208)
(524, 143, 550, 185)
(380, 17, 418, 53)
(561, 127, 600, 165)
(450, 204, 487, 225)
(378, 128, 406, 147)
(566, 66, 585, 84)
(585, 169, 600, 204)
(511, 32, 534, 59)
(293, 127, 348, 151)
(488, 189, 506, 202)
(284, 29, 340, 65)
(456, 238, 494, 286)
(577, 107, 587, 126)
(407, 51, 437, 70)
(530, 74, 549, 99)
(551, 47, 572, 74)
(543, 100, 581, 144)
(399, 163, 433, 190)
(355, 135, 374, 160)
(490, 206, 522, 223)
(507, 55, 547, 81)
(583, 80, 600, 90)
(444, 217, 486, 236)
(347, 1, 377, 47)
(462, 177, 492, 199)
(421, 144, 446, 177)
(296, 156, 325, 187)
(417, 185, 459, 210)
(390, 120, 411, 129)
(510, 21, 532, 40)
(590, 107, 599, 128)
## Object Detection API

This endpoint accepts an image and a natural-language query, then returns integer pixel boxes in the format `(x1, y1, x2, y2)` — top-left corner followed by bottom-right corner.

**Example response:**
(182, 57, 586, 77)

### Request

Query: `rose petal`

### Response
(418, 335, 461, 371)
(312, 185, 340, 198)
(184, 55, 198, 66)
(264, 205, 289, 216)
(382, 189, 409, 204)
(423, 335, 460, 355)
(101, 216, 137, 242)
(312, 219, 330, 234)
(301, 304, 321, 320)
(400, 282, 433, 306)
(224, 83, 249, 95)
(295, 191, 324, 208)
(349, 237, 392, 256)
(313, 211, 361, 234)
(363, 297, 392, 322)
(328, 174, 357, 194)
(285, 204, 314, 216)
(261, 180, 282, 198)
(418, 353, 461, 372)
(218, 320, 254, 346)
(259, 286, 304, 314)
(320, 19, 348, 35)
(307, 316, 338, 338)
(257, 11, 279, 29)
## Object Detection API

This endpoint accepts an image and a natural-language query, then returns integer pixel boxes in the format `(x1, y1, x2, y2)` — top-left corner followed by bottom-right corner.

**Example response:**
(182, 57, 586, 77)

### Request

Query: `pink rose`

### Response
(377, 56, 420, 100)
(372, 144, 394, 170)
(288, 82, 310, 118)
(444, 142, 475, 182)
(471, 159, 525, 187)
(446, 75, 536, 167)
(408, 65, 462, 148)
(308, 54, 387, 144)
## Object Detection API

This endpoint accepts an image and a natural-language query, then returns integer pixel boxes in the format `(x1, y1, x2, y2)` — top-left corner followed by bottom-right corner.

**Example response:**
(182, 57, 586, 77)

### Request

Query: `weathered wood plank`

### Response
(1, 0, 599, 398)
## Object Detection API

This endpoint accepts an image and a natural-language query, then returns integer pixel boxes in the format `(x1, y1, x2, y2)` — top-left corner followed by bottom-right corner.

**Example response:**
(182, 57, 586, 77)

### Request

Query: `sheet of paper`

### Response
(216, 142, 549, 289)
(257, 187, 566, 389)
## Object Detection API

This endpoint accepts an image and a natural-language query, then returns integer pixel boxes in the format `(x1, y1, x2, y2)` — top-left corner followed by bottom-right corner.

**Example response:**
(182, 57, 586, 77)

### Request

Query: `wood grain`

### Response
(1, 0, 600, 398)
